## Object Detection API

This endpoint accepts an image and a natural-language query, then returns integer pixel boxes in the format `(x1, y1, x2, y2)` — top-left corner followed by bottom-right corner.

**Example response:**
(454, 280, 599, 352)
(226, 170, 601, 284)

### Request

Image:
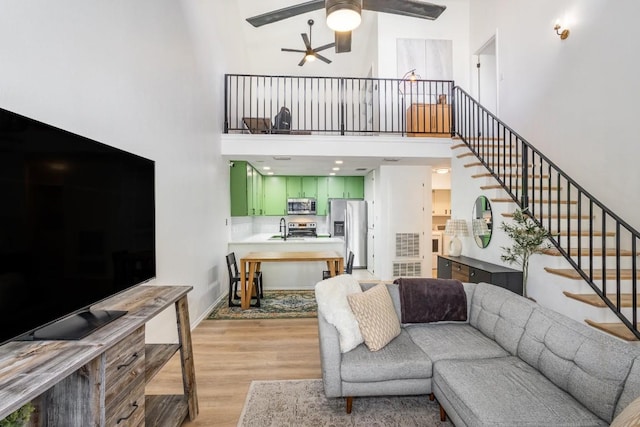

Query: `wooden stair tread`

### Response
(552, 230, 616, 237)
(491, 198, 577, 204)
(464, 162, 533, 169)
(542, 247, 638, 256)
(481, 184, 561, 190)
(472, 172, 550, 179)
(502, 212, 591, 219)
(563, 291, 640, 308)
(545, 267, 640, 280)
(584, 320, 639, 341)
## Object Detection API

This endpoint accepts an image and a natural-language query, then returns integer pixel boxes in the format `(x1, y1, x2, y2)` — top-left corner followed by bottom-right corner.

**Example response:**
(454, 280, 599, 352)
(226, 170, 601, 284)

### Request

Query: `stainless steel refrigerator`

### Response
(328, 199, 367, 269)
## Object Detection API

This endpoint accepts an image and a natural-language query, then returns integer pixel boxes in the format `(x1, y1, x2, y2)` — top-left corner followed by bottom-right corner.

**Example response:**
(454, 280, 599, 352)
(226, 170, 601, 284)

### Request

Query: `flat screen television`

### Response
(0, 107, 156, 345)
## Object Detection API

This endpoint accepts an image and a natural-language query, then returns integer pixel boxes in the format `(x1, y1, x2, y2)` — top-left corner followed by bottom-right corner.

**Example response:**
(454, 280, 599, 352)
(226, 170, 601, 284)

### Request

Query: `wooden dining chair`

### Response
(226, 252, 263, 307)
(322, 251, 355, 280)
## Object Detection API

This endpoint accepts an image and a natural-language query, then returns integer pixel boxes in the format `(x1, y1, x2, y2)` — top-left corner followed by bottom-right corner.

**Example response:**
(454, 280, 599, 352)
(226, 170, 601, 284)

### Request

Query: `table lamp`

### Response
(445, 219, 469, 257)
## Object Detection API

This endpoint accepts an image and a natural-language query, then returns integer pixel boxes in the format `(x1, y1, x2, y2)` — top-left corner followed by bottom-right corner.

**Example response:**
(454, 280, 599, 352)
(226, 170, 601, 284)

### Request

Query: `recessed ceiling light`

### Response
(383, 158, 400, 162)
(263, 166, 271, 170)
(335, 160, 343, 164)
(332, 167, 340, 171)
(435, 168, 450, 174)
(329, 172, 336, 176)
(267, 172, 274, 175)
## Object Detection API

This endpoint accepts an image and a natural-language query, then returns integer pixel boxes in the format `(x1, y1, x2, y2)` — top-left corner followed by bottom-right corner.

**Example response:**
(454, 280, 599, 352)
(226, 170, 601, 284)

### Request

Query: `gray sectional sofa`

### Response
(316, 281, 640, 426)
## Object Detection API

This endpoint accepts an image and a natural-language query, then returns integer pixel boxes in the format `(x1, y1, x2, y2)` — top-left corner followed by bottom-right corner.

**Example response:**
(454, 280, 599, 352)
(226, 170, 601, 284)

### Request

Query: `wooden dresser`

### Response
(437, 255, 523, 295)
(406, 103, 451, 137)
(0, 285, 198, 426)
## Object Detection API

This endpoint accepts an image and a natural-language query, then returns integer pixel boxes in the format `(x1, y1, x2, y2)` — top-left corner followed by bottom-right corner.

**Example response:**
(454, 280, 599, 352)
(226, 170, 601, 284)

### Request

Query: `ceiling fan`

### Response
(247, 0, 447, 53)
(282, 19, 335, 66)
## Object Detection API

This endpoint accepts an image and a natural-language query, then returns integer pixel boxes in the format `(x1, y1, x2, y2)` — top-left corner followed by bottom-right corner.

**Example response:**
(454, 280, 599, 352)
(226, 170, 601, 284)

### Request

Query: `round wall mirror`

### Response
(472, 196, 493, 248)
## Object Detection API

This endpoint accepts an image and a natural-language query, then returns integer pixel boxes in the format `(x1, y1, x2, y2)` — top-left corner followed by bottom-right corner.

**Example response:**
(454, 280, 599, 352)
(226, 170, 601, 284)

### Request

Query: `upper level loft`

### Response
(224, 74, 455, 138)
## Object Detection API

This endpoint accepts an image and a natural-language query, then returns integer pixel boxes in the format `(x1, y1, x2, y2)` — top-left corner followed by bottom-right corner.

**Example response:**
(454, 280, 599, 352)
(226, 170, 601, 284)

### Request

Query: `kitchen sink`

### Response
(268, 235, 305, 241)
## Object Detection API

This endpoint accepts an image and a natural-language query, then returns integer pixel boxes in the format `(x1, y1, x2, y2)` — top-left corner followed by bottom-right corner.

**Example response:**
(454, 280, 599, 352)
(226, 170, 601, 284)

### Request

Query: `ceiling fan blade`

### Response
(363, 0, 446, 20)
(282, 48, 306, 53)
(302, 33, 312, 50)
(314, 53, 332, 64)
(313, 42, 336, 52)
(246, 0, 324, 27)
(335, 31, 352, 53)
(298, 56, 307, 67)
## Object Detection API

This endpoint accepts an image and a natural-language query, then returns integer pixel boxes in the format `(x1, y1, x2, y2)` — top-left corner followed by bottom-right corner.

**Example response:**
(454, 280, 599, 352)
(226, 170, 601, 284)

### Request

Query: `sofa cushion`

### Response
(347, 283, 401, 351)
(434, 356, 608, 426)
(341, 329, 431, 383)
(615, 356, 640, 418)
(518, 306, 639, 422)
(315, 274, 363, 353)
(406, 323, 508, 364)
(469, 282, 536, 355)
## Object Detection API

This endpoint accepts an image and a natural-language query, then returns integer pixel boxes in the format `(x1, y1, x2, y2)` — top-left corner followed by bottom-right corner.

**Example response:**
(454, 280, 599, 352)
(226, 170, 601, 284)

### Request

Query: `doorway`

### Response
(475, 35, 498, 116)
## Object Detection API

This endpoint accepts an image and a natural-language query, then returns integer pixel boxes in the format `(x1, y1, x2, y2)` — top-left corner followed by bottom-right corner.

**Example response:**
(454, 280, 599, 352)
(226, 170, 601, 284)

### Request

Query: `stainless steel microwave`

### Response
(287, 198, 317, 215)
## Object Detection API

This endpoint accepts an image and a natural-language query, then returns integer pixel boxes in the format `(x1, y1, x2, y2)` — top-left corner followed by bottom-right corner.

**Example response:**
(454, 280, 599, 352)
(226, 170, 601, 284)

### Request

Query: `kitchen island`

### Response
(228, 234, 344, 290)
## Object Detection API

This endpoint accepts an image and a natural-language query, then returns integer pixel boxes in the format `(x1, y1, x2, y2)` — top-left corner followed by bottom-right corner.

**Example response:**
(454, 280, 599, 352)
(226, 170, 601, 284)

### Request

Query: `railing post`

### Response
(521, 145, 529, 210)
(340, 78, 345, 136)
(224, 74, 229, 133)
(450, 84, 456, 137)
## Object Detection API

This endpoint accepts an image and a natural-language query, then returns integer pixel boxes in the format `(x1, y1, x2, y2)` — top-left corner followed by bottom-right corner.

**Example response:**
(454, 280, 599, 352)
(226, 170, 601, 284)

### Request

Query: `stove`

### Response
(287, 221, 317, 238)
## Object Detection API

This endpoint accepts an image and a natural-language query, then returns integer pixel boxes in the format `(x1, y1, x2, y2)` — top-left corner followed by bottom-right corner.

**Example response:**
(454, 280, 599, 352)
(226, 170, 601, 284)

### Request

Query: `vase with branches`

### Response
(500, 207, 552, 298)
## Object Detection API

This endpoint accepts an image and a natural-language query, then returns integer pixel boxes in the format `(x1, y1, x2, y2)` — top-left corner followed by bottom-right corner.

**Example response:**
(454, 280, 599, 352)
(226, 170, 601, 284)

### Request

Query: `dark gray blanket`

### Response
(394, 278, 467, 323)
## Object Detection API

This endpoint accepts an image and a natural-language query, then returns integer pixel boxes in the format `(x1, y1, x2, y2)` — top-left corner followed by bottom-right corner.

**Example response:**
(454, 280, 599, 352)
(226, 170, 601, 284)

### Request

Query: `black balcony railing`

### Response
(454, 86, 640, 340)
(224, 74, 454, 136)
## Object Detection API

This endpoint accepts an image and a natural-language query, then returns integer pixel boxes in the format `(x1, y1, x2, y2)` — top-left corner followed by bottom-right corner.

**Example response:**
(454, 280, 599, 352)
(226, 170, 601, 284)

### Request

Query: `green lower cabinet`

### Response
(263, 176, 288, 215)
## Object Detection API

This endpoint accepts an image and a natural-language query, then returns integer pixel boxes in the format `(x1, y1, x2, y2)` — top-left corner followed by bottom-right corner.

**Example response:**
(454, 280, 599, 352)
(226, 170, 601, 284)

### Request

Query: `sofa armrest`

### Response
(317, 311, 344, 398)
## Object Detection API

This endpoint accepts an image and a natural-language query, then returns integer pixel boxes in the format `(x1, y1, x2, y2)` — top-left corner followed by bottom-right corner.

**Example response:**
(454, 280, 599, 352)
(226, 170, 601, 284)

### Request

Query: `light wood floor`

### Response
(145, 318, 322, 426)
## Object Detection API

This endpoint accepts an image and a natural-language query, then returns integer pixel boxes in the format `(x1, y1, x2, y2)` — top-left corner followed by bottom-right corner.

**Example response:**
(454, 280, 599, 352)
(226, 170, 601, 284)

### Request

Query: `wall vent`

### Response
(393, 262, 422, 277)
(395, 233, 420, 257)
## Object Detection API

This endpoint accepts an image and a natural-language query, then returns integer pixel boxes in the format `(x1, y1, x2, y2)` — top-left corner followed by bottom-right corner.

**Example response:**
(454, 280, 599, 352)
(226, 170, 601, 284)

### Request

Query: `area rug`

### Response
(237, 379, 452, 426)
(207, 290, 317, 320)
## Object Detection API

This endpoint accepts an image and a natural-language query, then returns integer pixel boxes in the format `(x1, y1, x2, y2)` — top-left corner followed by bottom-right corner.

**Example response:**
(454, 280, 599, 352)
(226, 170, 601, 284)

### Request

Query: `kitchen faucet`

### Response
(279, 217, 287, 241)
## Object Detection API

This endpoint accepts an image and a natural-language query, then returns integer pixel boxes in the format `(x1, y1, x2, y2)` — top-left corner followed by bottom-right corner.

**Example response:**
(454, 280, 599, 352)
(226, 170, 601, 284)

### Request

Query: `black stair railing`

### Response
(224, 74, 454, 136)
(454, 86, 640, 340)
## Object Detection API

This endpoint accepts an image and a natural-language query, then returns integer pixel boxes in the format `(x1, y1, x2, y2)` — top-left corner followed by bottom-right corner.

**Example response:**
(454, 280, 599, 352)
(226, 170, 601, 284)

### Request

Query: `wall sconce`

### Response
(554, 23, 570, 40)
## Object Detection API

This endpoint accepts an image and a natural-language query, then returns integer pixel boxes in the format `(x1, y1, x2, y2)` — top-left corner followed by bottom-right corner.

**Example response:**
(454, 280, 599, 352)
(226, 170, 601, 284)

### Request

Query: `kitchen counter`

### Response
(229, 233, 342, 244)
(228, 234, 345, 290)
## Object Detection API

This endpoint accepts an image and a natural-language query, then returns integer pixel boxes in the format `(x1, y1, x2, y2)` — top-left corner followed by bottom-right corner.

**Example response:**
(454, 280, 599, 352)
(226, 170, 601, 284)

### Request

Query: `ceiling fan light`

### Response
(305, 53, 316, 62)
(326, 0, 361, 32)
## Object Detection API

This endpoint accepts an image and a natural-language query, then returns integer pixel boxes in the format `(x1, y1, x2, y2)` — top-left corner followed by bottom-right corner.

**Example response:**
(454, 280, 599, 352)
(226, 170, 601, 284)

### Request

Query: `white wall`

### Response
(376, 0, 471, 85)
(469, 0, 640, 230)
(0, 0, 248, 342)
(374, 165, 432, 280)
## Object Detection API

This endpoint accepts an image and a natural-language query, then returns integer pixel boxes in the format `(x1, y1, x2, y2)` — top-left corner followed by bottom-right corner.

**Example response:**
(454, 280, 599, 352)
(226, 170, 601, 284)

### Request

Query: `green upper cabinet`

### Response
(345, 176, 364, 199)
(263, 176, 287, 216)
(316, 177, 328, 215)
(230, 161, 249, 217)
(286, 176, 317, 198)
(327, 176, 345, 198)
(301, 176, 318, 198)
(286, 176, 302, 198)
(326, 176, 364, 199)
(230, 161, 264, 216)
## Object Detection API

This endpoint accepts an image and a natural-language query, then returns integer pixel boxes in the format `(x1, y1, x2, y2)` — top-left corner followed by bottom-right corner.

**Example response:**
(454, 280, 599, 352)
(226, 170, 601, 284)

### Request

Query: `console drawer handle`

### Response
(117, 352, 139, 370)
(117, 402, 139, 424)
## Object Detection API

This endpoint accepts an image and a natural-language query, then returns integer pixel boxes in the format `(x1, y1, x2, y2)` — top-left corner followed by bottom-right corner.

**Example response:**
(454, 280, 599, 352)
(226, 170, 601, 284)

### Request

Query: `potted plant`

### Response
(500, 207, 552, 298)
(0, 402, 34, 427)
